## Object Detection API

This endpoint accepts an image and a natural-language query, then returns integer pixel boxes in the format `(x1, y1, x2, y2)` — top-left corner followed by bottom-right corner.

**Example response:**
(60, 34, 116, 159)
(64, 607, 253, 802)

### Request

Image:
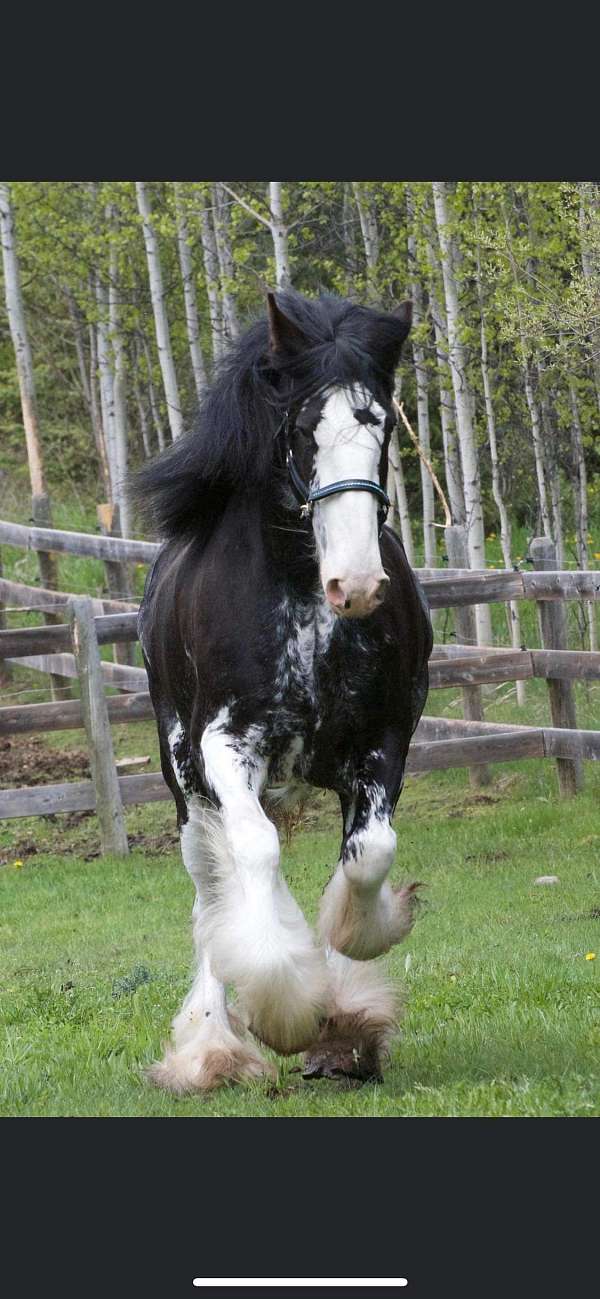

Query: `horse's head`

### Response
(268, 293, 412, 618)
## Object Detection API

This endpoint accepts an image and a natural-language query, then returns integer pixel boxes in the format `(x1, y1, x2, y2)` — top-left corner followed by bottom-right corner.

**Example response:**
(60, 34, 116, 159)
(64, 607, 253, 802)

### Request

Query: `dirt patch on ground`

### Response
(82, 828, 180, 860)
(0, 735, 90, 789)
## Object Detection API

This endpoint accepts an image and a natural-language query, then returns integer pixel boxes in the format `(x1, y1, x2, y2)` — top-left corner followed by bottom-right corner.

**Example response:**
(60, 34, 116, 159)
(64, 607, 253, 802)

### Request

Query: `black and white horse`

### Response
(134, 290, 432, 1091)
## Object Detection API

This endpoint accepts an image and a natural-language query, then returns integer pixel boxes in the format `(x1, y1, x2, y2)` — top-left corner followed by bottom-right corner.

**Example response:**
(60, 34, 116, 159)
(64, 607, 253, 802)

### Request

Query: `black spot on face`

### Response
(353, 407, 381, 427)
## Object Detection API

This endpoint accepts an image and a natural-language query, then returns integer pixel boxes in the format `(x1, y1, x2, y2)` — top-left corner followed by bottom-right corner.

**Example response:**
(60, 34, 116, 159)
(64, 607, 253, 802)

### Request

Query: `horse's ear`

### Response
(392, 300, 412, 340)
(267, 292, 310, 356)
(375, 300, 412, 375)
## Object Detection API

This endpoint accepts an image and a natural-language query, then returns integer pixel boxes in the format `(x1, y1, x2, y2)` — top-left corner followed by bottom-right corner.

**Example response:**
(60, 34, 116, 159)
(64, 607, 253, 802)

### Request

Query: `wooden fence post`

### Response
(96, 503, 135, 667)
(444, 524, 491, 788)
(68, 595, 129, 855)
(529, 536, 583, 796)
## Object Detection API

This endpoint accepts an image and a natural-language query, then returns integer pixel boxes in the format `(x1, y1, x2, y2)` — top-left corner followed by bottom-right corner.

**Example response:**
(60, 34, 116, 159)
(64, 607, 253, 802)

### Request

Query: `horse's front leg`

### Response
(199, 712, 328, 1055)
(318, 750, 420, 962)
(303, 749, 419, 1084)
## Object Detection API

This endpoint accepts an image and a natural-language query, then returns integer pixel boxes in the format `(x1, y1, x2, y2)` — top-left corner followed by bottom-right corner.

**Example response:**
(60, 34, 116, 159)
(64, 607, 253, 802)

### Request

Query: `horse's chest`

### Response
(270, 602, 383, 747)
(272, 601, 334, 719)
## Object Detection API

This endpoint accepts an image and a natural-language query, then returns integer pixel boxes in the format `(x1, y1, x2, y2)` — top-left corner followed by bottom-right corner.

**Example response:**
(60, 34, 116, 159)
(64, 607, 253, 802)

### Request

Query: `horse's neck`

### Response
(212, 490, 319, 598)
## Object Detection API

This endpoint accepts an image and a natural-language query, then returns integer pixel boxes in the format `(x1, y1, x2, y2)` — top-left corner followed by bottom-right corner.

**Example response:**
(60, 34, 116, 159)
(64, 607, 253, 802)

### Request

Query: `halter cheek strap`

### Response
(283, 413, 391, 533)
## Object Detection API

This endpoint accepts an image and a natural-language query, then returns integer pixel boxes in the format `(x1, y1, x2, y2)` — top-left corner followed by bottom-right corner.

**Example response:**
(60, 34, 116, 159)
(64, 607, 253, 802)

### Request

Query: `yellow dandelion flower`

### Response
(585, 952, 596, 961)
(594, 553, 600, 560)
(13, 859, 23, 869)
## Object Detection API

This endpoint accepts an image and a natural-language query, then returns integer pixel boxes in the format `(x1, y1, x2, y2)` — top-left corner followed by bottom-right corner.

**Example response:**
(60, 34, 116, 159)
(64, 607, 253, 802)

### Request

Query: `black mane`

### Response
(131, 290, 409, 540)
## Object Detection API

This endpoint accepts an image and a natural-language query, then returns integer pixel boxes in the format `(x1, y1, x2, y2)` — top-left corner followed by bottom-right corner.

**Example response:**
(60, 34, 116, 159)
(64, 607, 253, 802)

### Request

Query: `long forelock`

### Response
(130, 293, 395, 540)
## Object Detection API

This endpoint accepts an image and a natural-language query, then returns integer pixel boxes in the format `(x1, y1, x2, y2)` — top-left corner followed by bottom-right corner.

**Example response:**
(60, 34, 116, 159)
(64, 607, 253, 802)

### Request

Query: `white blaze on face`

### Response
(311, 388, 389, 618)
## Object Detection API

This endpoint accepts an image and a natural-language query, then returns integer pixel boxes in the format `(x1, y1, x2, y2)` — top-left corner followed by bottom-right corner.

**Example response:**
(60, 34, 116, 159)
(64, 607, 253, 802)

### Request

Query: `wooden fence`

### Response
(1, 519, 599, 855)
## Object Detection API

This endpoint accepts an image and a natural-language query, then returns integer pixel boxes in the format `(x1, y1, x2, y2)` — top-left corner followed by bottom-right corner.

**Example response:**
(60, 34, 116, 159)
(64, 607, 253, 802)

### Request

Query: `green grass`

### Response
(2, 758, 600, 1118)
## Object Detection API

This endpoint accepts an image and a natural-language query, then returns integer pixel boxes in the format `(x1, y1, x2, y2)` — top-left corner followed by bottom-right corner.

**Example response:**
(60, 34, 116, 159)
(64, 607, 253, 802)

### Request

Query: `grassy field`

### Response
(2, 750, 600, 1118)
(1, 491, 599, 1116)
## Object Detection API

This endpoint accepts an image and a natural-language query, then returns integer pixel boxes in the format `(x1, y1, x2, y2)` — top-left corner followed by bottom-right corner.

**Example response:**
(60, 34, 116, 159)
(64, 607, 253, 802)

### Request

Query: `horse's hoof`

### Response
(302, 1040, 383, 1085)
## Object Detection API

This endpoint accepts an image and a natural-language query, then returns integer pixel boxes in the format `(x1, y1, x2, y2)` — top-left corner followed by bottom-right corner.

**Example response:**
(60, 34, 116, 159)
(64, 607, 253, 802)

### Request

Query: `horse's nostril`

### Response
(326, 578, 347, 609)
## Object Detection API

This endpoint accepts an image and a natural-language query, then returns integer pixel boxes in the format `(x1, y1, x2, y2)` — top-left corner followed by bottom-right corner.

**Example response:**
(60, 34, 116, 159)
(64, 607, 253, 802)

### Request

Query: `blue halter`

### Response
(282, 410, 391, 533)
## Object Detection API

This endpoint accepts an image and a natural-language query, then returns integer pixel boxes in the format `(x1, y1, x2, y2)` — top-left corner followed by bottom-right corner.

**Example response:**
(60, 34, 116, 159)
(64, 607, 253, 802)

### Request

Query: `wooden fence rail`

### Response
(1, 523, 600, 850)
(2, 517, 600, 607)
(0, 519, 156, 565)
(2, 722, 599, 823)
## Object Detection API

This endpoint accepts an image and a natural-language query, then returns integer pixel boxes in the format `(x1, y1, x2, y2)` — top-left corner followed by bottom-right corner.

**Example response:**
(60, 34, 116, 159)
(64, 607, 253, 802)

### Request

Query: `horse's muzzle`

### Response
(325, 573, 389, 618)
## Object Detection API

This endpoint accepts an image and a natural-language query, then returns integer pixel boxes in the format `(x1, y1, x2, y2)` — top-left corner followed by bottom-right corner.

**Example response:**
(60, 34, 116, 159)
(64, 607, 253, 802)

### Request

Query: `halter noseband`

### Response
(282, 410, 391, 534)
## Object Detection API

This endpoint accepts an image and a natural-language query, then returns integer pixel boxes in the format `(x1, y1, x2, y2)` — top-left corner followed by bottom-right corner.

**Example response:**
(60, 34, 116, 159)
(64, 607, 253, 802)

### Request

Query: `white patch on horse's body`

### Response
(197, 709, 327, 1054)
(148, 719, 274, 1092)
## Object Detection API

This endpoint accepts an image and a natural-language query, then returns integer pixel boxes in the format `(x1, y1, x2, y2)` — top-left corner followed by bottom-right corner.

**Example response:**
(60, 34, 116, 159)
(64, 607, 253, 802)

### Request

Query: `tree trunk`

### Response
(132, 337, 152, 459)
(352, 182, 379, 302)
(568, 378, 597, 650)
(502, 197, 552, 537)
(578, 183, 600, 416)
(388, 426, 415, 566)
(108, 206, 131, 536)
(136, 181, 183, 441)
(407, 194, 436, 568)
(64, 286, 91, 410)
(0, 182, 70, 697)
(88, 316, 112, 497)
(342, 182, 358, 295)
(174, 184, 208, 401)
(0, 183, 48, 501)
(268, 182, 292, 289)
(140, 330, 166, 453)
(95, 273, 117, 499)
(198, 190, 225, 364)
(432, 181, 491, 643)
(475, 239, 525, 698)
(213, 183, 241, 338)
(539, 386, 564, 564)
(428, 250, 465, 525)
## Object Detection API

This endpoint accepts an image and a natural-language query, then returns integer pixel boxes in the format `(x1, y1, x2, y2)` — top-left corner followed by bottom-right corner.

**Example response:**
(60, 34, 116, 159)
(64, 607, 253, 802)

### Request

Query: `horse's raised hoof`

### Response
(301, 1014, 387, 1085)
(320, 876, 424, 961)
(146, 1040, 276, 1095)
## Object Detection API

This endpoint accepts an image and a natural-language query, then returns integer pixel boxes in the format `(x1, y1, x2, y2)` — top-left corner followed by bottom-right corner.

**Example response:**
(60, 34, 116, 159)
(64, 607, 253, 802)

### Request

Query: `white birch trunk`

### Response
(65, 286, 91, 410)
(388, 428, 415, 566)
(88, 317, 111, 497)
(539, 384, 564, 562)
(132, 338, 152, 459)
(568, 379, 597, 650)
(407, 199, 436, 568)
(268, 182, 292, 290)
(95, 274, 117, 502)
(428, 252, 465, 526)
(475, 246, 525, 698)
(108, 209, 131, 536)
(342, 182, 358, 294)
(140, 331, 166, 453)
(213, 184, 241, 338)
(136, 181, 183, 441)
(0, 182, 48, 498)
(174, 184, 208, 401)
(522, 358, 552, 535)
(352, 182, 379, 302)
(432, 181, 491, 643)
(199, 192, 225, 364)
(502, 200, 552, 537)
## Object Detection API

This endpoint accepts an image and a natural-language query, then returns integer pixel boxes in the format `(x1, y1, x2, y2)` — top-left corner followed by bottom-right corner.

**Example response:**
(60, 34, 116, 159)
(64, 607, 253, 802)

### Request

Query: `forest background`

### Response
(1, 180, 599, 653)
